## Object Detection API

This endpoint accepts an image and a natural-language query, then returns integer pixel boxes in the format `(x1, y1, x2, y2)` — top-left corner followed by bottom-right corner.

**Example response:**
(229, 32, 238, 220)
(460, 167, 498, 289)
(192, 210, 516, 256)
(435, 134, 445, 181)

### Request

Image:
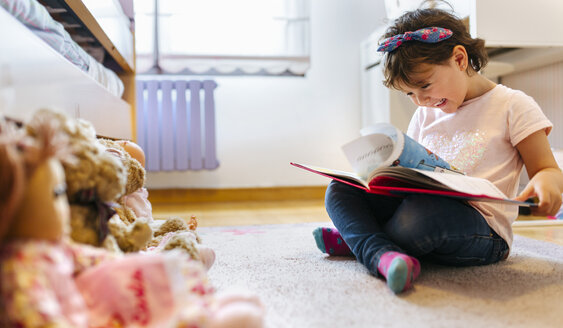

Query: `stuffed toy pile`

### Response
(32, 109, 214, 268)
(32, 109, 151, 253)
(0, 109, 264, 327)
(99, 138, 215, 268)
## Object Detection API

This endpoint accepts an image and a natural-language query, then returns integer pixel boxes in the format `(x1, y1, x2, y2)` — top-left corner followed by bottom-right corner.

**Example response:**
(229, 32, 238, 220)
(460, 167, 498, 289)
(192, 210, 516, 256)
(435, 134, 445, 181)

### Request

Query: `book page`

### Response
(371, 167, 448, 190)
(413, 169, 507, 199)
(290, 162, 369, 188)
(342, 133, 395, 180)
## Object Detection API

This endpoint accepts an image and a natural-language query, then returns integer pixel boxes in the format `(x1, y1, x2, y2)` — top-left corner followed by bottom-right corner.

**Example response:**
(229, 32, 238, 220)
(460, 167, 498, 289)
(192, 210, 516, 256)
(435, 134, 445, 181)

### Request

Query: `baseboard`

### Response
(148, 186, 327, 204)
(513, 219, 563, 227)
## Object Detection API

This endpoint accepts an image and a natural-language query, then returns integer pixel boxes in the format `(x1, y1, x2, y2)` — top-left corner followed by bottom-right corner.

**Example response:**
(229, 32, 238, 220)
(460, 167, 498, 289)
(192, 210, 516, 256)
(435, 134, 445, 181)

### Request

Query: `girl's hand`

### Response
(515, 130, 563, 216)
(514, 168, 562, 216)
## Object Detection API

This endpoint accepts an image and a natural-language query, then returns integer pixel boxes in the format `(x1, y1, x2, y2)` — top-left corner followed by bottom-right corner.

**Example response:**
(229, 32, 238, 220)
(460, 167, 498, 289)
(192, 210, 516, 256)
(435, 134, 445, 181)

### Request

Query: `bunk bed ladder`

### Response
(136, 80, 219, 171)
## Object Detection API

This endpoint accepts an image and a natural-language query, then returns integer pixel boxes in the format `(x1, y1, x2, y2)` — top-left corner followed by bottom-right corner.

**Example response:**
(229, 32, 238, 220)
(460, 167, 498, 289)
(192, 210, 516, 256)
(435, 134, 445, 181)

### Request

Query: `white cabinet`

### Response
(383, 0, 563, 47)
(464, 0, 563, 47)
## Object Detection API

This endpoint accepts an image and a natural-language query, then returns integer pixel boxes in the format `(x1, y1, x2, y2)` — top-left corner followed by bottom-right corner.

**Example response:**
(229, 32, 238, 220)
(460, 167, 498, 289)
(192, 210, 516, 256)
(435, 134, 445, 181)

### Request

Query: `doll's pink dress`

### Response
(123, 187, 154, 223)
(0, 240, 111, 327)
(75, 249, 216, 327)
(0, 239, 218, 328)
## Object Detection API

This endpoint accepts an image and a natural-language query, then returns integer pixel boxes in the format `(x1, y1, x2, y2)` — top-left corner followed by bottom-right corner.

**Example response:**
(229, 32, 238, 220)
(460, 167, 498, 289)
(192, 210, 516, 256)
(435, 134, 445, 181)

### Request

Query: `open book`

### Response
(291, 123, 536, 207)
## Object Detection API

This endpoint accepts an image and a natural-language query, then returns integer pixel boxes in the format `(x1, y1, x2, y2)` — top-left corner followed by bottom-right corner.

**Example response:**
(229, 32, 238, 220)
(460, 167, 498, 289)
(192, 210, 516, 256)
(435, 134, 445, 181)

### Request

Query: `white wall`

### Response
(147, 0, 387, 189)
(501, 61, 563, 150)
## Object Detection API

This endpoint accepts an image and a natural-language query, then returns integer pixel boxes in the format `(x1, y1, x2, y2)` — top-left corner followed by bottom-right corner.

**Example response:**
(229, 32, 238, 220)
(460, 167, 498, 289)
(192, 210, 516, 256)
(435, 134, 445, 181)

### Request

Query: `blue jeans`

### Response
(325, 181, 509, 276)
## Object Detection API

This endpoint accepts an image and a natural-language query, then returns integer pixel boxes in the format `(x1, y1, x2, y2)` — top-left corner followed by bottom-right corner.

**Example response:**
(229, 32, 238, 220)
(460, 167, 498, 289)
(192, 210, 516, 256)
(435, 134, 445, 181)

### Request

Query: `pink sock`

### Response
(377, 251, 421, 293)
(312, 227, 353, 256)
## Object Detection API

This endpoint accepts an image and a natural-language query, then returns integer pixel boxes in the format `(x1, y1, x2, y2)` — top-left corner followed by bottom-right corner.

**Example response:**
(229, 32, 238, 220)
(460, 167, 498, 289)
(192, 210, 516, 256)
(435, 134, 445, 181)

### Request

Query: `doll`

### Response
(0, 112, 100, 327)
(0, 111, 264, 328)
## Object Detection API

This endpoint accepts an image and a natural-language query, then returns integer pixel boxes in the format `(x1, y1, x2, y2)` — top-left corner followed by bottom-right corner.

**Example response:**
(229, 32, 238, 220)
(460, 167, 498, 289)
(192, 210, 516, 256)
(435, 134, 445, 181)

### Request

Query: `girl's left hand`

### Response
(514, 168, 563, 216)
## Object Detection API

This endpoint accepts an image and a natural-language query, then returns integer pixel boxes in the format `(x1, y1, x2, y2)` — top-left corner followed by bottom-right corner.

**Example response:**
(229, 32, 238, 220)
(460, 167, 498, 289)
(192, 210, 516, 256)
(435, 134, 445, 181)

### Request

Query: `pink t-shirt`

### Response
(407, 84, 552, 248)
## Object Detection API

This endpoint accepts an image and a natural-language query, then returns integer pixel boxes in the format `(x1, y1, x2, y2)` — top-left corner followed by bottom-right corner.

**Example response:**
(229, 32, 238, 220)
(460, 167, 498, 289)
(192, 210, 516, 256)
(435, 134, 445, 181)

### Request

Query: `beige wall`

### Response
(502, 61, 563, 149)
(501, 60, 563, 189)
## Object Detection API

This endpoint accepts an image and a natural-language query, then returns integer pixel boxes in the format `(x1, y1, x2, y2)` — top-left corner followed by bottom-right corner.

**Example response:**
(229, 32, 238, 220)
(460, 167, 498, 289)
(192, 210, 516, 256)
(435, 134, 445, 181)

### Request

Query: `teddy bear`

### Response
(98, 138, 215, 269)
(0, 111, 264, 327)
(27, 109, 152, 253)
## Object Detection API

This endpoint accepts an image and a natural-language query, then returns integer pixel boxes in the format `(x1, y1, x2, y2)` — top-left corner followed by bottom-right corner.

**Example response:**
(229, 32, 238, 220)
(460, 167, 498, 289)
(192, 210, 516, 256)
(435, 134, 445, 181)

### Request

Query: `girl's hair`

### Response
(381, 5, 488, 89)
(0, 110, 73, 242)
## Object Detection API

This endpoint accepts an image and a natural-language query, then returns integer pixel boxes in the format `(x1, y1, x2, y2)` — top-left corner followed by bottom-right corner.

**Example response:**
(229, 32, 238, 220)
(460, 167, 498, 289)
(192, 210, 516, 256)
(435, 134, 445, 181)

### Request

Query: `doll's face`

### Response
(116, 140, 145, 168)
(9, 158, 70, 241)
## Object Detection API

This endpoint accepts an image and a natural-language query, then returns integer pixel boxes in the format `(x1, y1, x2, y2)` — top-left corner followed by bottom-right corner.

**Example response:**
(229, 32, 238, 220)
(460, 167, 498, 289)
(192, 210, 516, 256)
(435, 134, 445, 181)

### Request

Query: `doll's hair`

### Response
(381, 4, 488, 89)
(0, 111, 74, 242)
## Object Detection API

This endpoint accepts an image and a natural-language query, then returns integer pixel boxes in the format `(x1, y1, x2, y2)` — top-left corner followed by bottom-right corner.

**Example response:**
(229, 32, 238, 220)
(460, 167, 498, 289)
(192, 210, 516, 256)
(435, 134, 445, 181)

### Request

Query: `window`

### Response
(135, 0, 311, 76)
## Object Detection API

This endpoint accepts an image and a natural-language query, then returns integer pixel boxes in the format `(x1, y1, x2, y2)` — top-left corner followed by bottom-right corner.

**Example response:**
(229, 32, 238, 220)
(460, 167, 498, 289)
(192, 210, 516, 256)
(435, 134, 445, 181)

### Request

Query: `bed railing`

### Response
(135, 79, 219, 171)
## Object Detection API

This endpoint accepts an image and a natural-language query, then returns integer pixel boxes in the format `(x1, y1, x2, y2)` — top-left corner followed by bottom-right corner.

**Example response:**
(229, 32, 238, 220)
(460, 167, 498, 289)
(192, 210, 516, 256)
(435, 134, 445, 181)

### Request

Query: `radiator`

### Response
(135, 80, 219, 171)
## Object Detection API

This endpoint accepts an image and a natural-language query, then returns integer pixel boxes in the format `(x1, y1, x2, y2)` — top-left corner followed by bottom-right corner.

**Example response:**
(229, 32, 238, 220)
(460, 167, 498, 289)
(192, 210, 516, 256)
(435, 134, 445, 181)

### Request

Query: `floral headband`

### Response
(377, 27, 453, 52)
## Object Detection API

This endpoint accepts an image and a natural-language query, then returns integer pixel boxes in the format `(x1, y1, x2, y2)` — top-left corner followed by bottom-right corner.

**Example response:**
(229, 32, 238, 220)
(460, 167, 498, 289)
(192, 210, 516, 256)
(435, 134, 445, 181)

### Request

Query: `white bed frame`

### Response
(0, 0, 135, 140)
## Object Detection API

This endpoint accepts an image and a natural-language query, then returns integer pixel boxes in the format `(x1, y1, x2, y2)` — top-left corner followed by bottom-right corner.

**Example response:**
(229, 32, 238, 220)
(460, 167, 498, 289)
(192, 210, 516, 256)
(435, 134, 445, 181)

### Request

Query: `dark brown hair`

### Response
(381, 5, 488, 89)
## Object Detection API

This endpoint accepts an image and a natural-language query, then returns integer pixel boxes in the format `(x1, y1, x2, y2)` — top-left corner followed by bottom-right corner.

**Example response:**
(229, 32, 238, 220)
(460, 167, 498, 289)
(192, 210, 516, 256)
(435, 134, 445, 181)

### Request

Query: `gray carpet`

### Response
(198, 222, 563, 328)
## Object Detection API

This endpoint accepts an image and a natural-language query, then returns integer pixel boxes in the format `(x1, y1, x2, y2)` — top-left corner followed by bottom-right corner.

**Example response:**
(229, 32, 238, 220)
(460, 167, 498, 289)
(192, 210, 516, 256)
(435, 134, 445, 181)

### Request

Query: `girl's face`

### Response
(397, 50, 469, 114)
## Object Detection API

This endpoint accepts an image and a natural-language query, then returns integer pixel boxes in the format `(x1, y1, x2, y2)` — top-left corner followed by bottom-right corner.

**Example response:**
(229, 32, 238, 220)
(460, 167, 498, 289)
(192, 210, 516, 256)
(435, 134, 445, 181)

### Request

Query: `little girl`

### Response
(314, 6, 563, 294)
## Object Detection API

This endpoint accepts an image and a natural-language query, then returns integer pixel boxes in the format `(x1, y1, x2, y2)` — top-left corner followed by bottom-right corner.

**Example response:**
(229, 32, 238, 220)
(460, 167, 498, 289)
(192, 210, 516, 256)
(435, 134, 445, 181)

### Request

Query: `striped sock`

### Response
(312, 227, 353, 256)
(377, 251, 421, 294)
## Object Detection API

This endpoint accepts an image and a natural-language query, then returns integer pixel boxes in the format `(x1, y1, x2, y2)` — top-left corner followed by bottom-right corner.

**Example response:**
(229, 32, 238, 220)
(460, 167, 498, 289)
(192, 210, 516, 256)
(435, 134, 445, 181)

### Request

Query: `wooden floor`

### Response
(150, 188, 563, 246)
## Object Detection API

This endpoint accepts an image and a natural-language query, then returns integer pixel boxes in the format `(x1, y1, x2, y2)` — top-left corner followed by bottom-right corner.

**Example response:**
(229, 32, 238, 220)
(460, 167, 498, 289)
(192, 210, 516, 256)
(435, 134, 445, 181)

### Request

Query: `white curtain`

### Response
(135, 0, 310, 76)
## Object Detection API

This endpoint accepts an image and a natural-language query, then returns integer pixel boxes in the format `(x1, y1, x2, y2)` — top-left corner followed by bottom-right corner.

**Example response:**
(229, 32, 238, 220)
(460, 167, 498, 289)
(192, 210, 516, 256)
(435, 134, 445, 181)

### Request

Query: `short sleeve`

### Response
(507, 91, 553, 146)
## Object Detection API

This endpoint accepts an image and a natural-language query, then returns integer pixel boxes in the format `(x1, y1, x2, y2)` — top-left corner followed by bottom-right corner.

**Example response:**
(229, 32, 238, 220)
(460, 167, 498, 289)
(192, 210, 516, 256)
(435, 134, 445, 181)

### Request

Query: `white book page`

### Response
(413, 169, 508, 199)
(293, 163, 369, 188)
(342, 134, 395, 179)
